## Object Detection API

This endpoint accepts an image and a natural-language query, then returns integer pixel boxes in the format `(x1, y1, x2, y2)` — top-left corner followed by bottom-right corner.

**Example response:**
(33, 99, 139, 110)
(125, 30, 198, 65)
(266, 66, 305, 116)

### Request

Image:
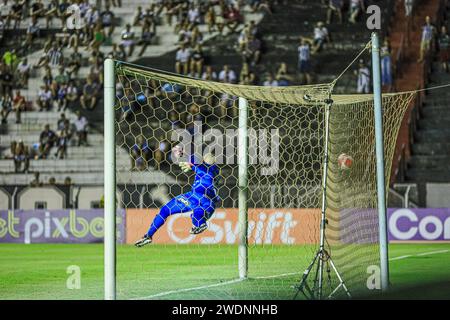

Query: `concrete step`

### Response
(0, 170, 176, 186)
(408, 155, 450, 170)
(0, 158, 130, 172)
(405, 169, 450, 183)
(411, 142, 450, 155)
(0, 133, 104, 146)
(414, 129, 450, 142)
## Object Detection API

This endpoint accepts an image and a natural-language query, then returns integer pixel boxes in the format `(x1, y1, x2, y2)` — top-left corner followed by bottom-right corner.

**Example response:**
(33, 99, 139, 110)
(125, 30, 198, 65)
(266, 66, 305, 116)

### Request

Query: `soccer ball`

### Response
(338, 153, 353, 170)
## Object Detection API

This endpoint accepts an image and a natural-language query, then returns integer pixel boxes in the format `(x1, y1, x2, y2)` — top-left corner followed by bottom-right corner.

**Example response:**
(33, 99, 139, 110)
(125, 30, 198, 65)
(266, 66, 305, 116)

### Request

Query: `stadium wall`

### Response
(0, 208, 449, 244)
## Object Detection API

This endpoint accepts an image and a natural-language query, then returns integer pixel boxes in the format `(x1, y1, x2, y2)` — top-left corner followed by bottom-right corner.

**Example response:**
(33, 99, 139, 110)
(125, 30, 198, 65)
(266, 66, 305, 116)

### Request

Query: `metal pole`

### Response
(104, 58, 116, 300)
(317, 99, 332, 299)
(371, 32, 389, 292)
(238, 97, 248, 280)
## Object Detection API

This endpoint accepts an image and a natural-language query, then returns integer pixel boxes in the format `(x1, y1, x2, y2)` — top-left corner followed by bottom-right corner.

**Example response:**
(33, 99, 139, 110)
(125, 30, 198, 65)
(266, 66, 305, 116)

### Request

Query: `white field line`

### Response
(133, 249, 450, 300)
(132, 278, 244, 300)
(389, 249, 450, 261)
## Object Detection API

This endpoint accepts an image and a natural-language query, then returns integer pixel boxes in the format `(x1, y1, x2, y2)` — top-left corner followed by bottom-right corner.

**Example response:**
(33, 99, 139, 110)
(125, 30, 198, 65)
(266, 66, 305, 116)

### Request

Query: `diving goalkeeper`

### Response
(135, 149, 220, 247)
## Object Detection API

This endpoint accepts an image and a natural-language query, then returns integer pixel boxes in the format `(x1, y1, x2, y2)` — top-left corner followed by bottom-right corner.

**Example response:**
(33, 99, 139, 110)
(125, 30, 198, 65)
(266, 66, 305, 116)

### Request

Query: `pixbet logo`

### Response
(21, 211, 104, 243)
(389, 209, 450, 240)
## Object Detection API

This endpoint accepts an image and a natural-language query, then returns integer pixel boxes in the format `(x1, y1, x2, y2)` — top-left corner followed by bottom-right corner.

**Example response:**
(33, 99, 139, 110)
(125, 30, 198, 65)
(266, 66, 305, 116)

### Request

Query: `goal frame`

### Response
(103, 32, 389, 299)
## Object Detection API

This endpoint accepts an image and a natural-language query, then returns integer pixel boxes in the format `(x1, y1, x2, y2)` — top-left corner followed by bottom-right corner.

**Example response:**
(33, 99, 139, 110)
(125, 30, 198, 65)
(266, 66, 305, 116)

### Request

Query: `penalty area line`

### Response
(132, 278, 243, 300)
(389, 249, 450, 261)
(132, 271, 302, 300)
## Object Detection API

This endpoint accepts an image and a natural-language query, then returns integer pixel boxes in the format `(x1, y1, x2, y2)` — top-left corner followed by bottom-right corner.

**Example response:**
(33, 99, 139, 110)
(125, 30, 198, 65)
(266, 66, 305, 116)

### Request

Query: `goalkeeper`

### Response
(135, 150, 220, 247)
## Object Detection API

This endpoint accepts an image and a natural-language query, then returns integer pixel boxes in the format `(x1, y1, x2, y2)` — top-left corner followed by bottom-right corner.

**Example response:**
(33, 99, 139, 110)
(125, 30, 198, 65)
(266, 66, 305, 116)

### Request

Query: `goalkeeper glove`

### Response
(179, 162, 192, 173)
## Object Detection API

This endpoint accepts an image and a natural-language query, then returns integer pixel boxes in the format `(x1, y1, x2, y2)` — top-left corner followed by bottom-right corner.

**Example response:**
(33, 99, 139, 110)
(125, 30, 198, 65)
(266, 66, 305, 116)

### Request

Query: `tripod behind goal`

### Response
(293, 98, 351, 300)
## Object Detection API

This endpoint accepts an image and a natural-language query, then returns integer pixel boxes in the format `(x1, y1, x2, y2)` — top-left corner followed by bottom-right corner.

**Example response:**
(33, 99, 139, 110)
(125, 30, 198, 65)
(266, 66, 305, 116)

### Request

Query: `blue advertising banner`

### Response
(0, 210, 126, 244)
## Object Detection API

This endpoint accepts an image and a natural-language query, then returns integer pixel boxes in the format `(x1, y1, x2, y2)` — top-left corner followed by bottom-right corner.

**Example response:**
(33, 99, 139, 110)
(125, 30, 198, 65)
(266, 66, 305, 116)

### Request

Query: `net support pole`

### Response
(371, 32, 389, 292)
(104, 58, 116, 300)
(238, 97, 248, 280)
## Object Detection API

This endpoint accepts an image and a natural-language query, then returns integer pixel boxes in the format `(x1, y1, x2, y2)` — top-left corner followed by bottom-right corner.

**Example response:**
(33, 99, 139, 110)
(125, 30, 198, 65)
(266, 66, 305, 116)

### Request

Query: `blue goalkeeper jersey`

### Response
(190, 161, 219, 200)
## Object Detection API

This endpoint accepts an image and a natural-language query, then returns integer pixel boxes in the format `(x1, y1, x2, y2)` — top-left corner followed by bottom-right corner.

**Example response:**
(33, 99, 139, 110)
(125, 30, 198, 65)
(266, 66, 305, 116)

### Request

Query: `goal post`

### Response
(238, 97, 249, 280)
(371, 32, 389, 292)
(103, 49, 416, 299)
(104, 58, 116, 300)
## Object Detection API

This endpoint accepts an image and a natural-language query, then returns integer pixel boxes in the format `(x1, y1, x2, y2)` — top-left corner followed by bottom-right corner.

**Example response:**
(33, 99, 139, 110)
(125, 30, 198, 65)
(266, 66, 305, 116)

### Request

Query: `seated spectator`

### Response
(2, 49, 18, 69)
(13, 140, 29, 173)
(120, 24, 136, 57)
(74, 111, 88, 146)
(298, 38, 312, 84)
(0, 94, 12, 124)
(276, 62, 294, 85)
(39, 124, 57, 159)
(55, 129, 69, 159)
(251, 0, 272, 14)
(218, 65, 237, 83)
(42, 67, 53, 87)
(175, 43, 191, 75)
(80, 77, 99, 110)
(263, 74, 278, 87)
(132, 6, 144, 26)
(108, 43, 127, 61)
(190, 44, 204, 78)
(224, 4, 242, 33)
(56, 84, 68, 111)
(7, 0, 24, 29)
(243, 35, 261, 66)
(57, 0, 70, 26)
(30, 172, 43, 187)
(1, 65, 13, 98)
(205, 5, 216, 33)
(55, 66, 69, 86)
(100, 4, 115, 37)
(349, 0, 365, 24)
(355, 59, 370, 93)
(12, 90, 26, 124)
(44, 0, 59, 28)
(312, 21, 330, 54)
(57, 113, 67, 131)
(381, 39, 392, 87)
(67, 47, 82, 77)
(327, 0, 343, 24)
(89, 22, 106, 52)
(131, 135, 151, 170)
(30, 0, 46, 18)
(202, 65, 217, 81)
(418, 16, 436, 62)
(66, 80, 79, 109)
(37, 85, 53, 111)
(24, 15, 40, 49)
(138, 18, 154, 57)
(438, 26, 449, 72)
(17, 58, 31, 88)
(47, 43, 64, 67)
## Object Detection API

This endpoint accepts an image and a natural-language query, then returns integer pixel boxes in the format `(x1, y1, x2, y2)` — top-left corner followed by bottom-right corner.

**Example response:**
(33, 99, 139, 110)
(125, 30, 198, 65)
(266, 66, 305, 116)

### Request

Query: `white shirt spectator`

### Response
(17, 61, 31, 74)
(314, 26, 328, 41)
(202, 71, 217, 81)
(176, 48, 191, 64)
(263, 79, 279, 87)
(188, 8, 200, 23)
(298, 44, 310, 61)
(38, 89, 52, 101)
(219, 69, 237, 83)
(75, 116, 88, 132)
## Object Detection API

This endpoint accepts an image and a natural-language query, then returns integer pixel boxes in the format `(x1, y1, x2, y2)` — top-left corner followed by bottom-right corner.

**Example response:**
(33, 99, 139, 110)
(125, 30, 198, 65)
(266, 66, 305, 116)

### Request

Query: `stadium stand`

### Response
(0, 0, 449, 208)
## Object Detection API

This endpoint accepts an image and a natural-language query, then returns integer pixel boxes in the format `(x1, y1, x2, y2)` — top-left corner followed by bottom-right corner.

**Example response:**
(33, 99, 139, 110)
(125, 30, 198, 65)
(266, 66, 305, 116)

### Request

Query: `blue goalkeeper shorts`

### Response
(145, 192, 217, 238)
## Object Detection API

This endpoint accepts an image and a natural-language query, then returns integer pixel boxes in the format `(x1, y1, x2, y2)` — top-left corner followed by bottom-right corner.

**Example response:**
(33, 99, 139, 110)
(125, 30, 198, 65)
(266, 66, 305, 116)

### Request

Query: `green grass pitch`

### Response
(0, 243, 449, 300)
